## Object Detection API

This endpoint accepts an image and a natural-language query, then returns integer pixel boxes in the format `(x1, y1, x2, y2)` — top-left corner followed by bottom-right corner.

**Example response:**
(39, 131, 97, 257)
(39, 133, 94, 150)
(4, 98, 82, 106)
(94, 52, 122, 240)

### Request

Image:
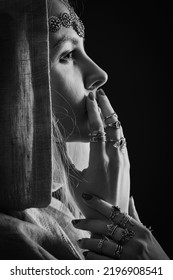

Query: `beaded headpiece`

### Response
(48, 0, 85, 38)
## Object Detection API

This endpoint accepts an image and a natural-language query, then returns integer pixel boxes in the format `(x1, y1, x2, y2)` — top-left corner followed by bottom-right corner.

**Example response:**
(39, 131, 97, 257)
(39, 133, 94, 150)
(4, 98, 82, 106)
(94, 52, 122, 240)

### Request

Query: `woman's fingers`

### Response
(78, 237, 118, 259)
(81, 194, 139, 229)
(87, 92, 104, 133)
(97, 89, 121, 141)
(86, 92, 106, 163)
(72, 218, 129, 243)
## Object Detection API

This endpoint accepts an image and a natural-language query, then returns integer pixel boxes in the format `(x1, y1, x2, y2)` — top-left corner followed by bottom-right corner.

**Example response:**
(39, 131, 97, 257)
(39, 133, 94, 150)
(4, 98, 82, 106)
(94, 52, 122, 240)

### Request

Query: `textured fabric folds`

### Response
(0, 0, 52, 210)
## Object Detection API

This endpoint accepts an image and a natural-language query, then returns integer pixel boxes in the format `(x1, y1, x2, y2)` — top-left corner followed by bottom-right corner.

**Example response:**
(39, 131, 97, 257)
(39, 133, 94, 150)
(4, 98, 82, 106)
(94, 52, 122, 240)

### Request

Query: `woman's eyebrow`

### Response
(52, 35, 81, 50)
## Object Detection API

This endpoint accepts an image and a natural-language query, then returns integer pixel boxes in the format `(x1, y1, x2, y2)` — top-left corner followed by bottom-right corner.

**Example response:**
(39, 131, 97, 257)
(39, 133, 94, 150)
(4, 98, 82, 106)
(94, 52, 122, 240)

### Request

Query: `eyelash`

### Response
(59, 50, 76, 63)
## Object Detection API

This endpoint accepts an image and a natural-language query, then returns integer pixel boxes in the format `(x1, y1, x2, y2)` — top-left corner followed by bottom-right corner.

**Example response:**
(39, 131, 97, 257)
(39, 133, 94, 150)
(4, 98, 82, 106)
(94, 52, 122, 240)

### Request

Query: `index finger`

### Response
(82, 193, 138, 229)
(86, 92, 106, 159)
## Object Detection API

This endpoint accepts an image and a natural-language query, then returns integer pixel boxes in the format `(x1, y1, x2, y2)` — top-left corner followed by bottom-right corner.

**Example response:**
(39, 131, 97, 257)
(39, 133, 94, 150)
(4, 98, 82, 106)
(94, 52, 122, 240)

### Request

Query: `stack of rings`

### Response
(106, 223, 119, 237)
(89, 111, 127, 151)
(96, 205, 136, 259)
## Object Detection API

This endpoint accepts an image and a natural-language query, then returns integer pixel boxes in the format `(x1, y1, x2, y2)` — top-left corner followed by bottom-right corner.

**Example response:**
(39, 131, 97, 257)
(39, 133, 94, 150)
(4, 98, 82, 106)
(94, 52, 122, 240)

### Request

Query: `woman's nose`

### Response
(84, 56, 108, 91)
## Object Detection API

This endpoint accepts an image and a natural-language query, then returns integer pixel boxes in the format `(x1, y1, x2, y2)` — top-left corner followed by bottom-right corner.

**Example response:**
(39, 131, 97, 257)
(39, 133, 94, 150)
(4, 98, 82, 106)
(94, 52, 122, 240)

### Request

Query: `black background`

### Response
(83, 1, 172, 258)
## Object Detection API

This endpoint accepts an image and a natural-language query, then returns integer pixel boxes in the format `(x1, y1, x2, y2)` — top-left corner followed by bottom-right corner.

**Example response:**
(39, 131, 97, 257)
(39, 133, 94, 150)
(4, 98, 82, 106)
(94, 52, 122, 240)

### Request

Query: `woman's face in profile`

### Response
(49, 0, 107, 141)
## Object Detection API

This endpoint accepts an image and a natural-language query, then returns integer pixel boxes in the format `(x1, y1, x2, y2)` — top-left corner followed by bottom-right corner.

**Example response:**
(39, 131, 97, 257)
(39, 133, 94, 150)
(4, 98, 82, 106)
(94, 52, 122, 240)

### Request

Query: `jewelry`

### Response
(106, 223, 119, 237)
(89, 130, 106, 143)
(104, 112, 118, 122)
(118, 213, 130, 228)
(120, 228, 135, 244)
(49, 0, 85, 37)
(97, 238, 105, 252)
(113, 244, 123, 259)
(105, 120, 121, 129)
(109, 206, 121, 222)
(113, 137, 127, 150)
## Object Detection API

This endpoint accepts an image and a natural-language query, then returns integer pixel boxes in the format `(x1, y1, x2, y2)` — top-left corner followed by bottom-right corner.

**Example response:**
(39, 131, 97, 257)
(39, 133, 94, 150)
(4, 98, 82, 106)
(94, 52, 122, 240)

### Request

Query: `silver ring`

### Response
(113, 244, 123, 259)
(120, 228, 135, 245)
(113, 137, 127, 150)
(105, 120, 121, 129)
(90, 136, 106, 142)
(118, 213, 130, 228)
(89, 130, 107, 143)
(106, 223, 119, 237)
(104, 112, 118, 122)
(97, 238, 105, 252)
(109, 206, 121, 222)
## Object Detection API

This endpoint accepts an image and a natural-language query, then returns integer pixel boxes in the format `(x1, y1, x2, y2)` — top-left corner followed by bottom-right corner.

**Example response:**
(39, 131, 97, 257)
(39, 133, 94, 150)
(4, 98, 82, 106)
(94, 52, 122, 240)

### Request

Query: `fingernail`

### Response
(83, 251, 88, 258)
(72, 219, 80, 225)
(97, 88, 105, 95)
(82, 193, 93, 200)
(88, 92, 94, 101)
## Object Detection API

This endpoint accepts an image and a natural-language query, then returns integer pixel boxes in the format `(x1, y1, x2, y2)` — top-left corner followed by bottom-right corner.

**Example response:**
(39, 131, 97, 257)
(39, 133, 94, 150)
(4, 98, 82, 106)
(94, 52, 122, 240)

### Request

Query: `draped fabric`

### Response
(0, 0, 52, 210)
(0, 0, 87, 260)
(0, 197, 85, 259)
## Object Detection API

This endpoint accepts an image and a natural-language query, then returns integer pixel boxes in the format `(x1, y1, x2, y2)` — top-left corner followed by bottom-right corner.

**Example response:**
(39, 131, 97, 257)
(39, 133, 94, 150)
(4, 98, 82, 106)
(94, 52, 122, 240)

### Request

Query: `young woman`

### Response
(0, 0, 169, 259)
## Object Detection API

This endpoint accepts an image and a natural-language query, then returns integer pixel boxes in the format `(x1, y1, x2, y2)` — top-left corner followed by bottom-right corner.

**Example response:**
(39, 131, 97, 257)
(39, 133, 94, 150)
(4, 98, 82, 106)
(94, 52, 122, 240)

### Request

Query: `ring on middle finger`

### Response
(119, 228, 135, 245)
(89, 130, 106, 143)
(106, 223, 119, 238)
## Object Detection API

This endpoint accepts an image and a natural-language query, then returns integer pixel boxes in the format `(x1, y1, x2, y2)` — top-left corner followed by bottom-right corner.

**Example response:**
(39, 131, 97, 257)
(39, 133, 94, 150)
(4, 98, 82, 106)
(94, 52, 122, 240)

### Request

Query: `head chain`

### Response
(49, 0, 85, 38)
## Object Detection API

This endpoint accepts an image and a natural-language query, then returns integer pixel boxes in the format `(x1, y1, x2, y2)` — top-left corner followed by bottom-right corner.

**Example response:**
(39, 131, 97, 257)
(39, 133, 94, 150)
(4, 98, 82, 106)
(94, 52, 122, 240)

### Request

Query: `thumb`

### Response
(128, 196, 141, 223)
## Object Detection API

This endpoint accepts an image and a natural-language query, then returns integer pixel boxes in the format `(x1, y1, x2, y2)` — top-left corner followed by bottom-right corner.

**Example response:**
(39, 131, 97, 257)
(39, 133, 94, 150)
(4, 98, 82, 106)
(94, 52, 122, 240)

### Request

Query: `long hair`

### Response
(48, 0, 89, 219)
(52, 114, 84, 219)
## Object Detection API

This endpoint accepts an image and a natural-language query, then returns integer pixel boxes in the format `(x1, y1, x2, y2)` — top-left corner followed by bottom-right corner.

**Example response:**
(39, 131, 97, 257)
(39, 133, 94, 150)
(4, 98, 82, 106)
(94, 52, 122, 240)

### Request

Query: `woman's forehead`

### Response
(48, 0, 69, 16)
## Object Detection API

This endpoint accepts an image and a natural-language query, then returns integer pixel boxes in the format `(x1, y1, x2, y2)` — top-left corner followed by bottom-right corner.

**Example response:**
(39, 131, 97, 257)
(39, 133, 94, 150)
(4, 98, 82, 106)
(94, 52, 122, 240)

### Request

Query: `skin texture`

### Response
(72, 196, 169, 260)
(49, 0, 107, 141)
(49, 0, 130, 216)
(49, 0, 169, 260)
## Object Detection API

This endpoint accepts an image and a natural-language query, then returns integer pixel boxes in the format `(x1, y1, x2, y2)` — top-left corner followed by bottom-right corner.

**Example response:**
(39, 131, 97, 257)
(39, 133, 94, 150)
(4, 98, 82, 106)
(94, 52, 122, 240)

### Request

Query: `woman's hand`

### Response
(72, 195, 169, 260)
(72, 89, 130, 218)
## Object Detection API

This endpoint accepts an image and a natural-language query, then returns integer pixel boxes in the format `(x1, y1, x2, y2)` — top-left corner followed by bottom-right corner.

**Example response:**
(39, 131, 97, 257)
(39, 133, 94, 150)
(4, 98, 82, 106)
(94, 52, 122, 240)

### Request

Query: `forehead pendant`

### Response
(49, 0, 85, 38)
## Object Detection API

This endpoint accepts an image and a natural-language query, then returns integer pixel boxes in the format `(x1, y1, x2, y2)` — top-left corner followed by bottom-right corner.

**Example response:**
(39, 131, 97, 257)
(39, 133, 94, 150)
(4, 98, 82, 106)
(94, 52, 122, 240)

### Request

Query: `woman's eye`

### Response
(59, 51, 75, 63)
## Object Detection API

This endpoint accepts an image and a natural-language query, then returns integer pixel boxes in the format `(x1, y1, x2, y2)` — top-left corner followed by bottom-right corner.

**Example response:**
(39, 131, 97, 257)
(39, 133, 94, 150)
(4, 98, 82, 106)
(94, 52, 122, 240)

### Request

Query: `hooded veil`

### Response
(0, 0, 87, 260)
(0, 0, 52, 211)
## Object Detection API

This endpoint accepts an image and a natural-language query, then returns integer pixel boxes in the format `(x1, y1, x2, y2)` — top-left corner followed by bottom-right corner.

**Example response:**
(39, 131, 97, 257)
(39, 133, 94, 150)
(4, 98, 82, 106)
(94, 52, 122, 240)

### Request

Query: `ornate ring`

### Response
(113, 244, 123, 259)
(118, 213, 130, 228)
(104, 112, 118, 122)
(113, 137, 127, 150)
(105, 120, 121, 129)
(90, 136, 106, 142)
(106, 223, 119, 237)
(119, 228, 135, 245)
(109, 206, 121, 222)
(89, 130, 106, 143)
(97, 238, 105, 252)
